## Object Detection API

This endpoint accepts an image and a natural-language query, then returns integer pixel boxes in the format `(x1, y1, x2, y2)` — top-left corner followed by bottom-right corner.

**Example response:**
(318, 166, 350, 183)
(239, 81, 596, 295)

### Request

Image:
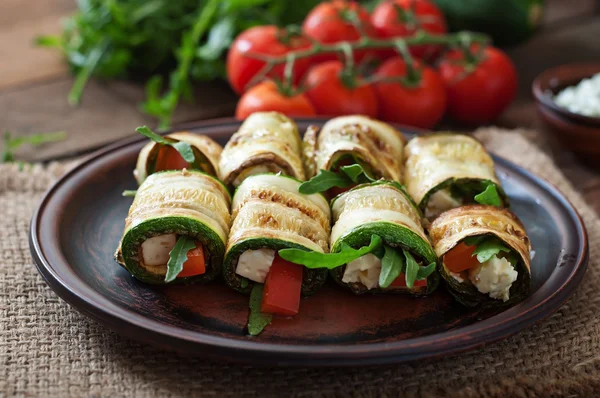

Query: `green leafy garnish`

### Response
(474, 182, 503, 207)
(164, 236, 196, 283)
(240, 278, 249, 289)
(416, 261, 437, 280)
(403, 250, 420, 288)
(378, 245, 405, 289)
(248, 285, 272, 336)
(136, 126, 196, 163)
(278, 235, 383, 269)
(464, 236, 511, 263)
(2, 130, 67, 163)
(298, 164, 375, 195)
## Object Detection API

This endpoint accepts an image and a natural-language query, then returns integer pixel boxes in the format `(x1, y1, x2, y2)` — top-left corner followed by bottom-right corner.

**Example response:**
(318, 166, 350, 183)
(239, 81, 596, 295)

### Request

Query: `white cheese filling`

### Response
(468, 255, 518, 302)
(235, 249, 276, 283)
(425, 189, 462, 220)
(141, 234, 177, 266)
(342, 254, 382, 290)
(554, 72, 600, 117)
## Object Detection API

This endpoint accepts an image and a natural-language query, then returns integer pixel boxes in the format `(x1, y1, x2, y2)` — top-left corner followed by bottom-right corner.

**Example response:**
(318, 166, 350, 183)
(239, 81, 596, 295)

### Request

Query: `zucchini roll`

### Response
(218, 112, 305, 187)
(135, 130, 222, 184)
(223, 174, 330, 315)
(301, 115, 407, 197)
(328, 181, 439, 295)
(404, 134, 508, 220)
(116, 169, 231, 284)
(429, 205, 531, 307)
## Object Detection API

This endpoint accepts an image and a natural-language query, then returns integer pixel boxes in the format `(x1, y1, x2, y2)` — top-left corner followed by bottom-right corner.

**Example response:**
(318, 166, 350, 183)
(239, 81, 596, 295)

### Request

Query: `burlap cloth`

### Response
(1, 128, 599, 397)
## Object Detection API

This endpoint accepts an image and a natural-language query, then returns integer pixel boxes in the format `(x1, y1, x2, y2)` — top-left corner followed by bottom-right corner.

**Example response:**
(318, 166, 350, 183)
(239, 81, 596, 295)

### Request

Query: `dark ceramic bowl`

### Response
(532, 64, 600, 167)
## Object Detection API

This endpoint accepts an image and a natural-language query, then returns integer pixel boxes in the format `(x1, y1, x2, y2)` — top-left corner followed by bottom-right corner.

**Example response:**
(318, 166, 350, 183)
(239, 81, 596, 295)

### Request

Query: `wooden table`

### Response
(2, 0, 600, 213)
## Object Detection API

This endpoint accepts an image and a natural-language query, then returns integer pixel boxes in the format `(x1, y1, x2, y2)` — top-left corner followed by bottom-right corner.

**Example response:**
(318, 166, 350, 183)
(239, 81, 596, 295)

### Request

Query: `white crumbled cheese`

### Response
(342, 254, 382, 290)
(554, 73, 600, 117)
(141, 234, 177, 266)
(425, 189, 462, 220)
(235, 249, 276, 283)
(468, 256, 518, 302)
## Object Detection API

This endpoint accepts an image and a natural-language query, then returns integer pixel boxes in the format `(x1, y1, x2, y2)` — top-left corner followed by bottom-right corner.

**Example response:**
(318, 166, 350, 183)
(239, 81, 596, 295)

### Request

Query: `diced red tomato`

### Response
(261, 254, 303, 317)
(390, 274, 427, 288)
(177, 242, 206, 278)
(155, 146, 190, 172)
(443, 242, 479, 273)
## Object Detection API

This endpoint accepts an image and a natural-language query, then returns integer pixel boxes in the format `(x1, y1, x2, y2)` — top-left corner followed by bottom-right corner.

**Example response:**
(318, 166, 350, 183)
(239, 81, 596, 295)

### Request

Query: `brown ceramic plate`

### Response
(29, 118, 588, 366)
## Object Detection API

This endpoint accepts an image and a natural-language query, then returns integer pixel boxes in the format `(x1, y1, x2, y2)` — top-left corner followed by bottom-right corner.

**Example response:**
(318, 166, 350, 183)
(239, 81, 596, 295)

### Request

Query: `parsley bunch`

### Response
(37, 0, 320, 129)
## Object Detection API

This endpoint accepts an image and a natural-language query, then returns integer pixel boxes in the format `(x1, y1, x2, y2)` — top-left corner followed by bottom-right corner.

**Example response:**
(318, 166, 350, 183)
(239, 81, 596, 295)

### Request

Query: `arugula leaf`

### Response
(164, 236, 196, 283)
(378, 245, 405, 289)
(298, 169, 354, 195)
(136, 126, 196, 163)
(122, 190, 137, 197)
(278, 235, 383, 269)
(240, 278, 249, 289)
(196, 16, 235, 61)
(298, 164, 375, 195)
(403, 250, 420, 288)
(474, 182, 503, 207)
(248, 285, 272, 336)
(471, 237, 511, 263)
(416, 262, 437, 280)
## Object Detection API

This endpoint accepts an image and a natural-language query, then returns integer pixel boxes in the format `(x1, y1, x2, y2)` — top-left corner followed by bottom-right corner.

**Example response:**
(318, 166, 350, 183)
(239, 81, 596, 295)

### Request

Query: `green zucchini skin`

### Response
(119, 216, 225, 285)
(223, 238, 327, 296)
(329, 222, 440, 296)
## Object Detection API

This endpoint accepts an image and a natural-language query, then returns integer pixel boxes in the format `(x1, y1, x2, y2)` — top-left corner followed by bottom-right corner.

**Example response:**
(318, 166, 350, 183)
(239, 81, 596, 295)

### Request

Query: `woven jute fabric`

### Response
(1, 129, 600, 397)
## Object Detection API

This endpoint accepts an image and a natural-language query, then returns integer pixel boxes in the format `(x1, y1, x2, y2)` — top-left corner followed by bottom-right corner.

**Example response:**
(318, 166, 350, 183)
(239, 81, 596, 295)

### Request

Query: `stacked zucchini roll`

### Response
(429, 206, 531, 307)
(135, 130, 222, 184)
(301, 115, 406, 197)
(328, 182, 438, 295)
(116, 169, 231, 284)
(404, 134, 507, 220)
(223, 174, 330, 317)
(218, 112, 305, 187)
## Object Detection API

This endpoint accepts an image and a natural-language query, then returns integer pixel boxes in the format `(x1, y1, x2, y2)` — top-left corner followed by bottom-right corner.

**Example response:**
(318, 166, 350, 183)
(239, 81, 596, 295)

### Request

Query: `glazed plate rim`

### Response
(29, 117, 589, 366)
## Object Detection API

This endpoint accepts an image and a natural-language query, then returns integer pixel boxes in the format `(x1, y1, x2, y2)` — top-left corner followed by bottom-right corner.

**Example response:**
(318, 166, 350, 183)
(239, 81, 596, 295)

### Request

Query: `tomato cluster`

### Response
(227, 0, 517, 128)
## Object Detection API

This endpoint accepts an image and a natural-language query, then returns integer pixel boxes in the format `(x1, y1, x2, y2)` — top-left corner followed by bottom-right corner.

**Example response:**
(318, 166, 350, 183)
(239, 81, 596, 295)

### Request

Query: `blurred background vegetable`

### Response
(37, 0, 321, 128)
(432, 0, 544, 46)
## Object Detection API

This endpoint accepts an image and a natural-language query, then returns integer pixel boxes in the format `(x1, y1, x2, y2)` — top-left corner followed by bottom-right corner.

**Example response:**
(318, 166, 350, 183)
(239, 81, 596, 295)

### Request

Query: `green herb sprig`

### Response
(298, 164, 376, 195)
(248, 284, 272, 336)
(136, 126, 196, 163)
(165, 235, 196, 282)
(1, 131, 67, 163)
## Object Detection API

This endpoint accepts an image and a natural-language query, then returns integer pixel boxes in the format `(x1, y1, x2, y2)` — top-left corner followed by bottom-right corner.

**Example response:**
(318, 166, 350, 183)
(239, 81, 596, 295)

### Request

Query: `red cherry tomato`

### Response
(443, 242, 478, 273)
(304, 60, 378, 117)
(177, 242, 206, 278)
(302, 0, 377, 63)
(438, 45, 518, 125)
(227, 25, 312, 94)
(374, 57, 447, 129)
(235, 80, 316, 120)
(261, 255, 303, 317)
(154, 146, 189, 172)
(371, 0, 447, 60)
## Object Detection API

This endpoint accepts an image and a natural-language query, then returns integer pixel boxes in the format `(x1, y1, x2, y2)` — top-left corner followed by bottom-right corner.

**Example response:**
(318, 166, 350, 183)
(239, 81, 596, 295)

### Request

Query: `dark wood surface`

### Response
(29, 118, 588, 365)
(1, 0, 600, 212)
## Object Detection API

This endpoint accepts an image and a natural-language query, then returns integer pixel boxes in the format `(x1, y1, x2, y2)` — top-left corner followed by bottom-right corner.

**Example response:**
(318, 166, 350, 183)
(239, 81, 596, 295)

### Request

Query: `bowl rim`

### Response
(532, 63, 600, 127)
